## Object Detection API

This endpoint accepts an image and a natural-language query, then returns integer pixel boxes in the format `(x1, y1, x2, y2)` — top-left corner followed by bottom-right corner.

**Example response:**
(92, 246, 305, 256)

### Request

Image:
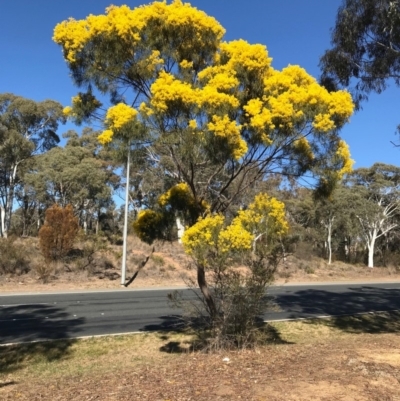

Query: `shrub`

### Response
(0, 237, 30, 275)
(174, 193, 288, 350)
(39, 204, 79, 262)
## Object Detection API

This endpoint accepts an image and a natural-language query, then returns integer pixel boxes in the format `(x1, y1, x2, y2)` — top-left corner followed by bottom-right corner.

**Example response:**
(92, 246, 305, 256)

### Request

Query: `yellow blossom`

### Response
(158, 183, 194, 208)
(53, 1, 225, 64)
(139, 102, 154, 116)
(105, 103, 137, 130)
(237, 193, 288, 237)
(207, 115, 247, 160)
(63, 106, 73, 116)
(218, 221, 253, 253)
(182, 214, 225, 256)
(335, 140, 354, 178)
(189, 119, 197, 129)
(244, 65, 354, 138)
(98, 129, 114, 145)
(180, 59, 193, 69)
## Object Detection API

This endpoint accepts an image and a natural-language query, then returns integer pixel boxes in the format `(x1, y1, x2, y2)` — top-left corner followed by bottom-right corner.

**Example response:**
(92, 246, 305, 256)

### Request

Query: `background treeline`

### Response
(1, 95, 400, 272)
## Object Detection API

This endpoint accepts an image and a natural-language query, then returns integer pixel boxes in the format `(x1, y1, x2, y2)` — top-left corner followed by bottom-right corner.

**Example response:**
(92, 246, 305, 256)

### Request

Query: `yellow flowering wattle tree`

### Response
(54, 0, 354, 218)
(54, 0, 354, 347)
(179, 192, 289, 347)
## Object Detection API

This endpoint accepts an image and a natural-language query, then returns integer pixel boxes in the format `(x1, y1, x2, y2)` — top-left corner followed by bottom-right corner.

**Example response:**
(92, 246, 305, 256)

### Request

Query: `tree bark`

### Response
(176, 217, 184, 243)
(0, 206, 6, 238)
(367, 238, 376, 268)
(327, 221, 333, 265)
(197, 265, 217, 318)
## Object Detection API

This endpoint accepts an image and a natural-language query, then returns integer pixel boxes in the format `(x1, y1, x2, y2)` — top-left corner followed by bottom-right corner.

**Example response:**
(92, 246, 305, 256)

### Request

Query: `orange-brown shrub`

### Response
(39, 204, 79, 262)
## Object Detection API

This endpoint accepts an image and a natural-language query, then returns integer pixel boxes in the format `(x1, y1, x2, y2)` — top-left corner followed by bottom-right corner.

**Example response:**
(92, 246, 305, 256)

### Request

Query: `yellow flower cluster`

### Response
(63, 106, 73, 117)
(182, 214, 225, 256)
(237, 193, 288, 237)
(335, 140, 354, 178)
(97, 103, 138, 145)
(207, 115, 247, 160)
(180, 59, 193, 69)
(244, 65, 354, 138)
(150, 71, 239, 112)
(149, 70, 245, 160)
(218, 220, 253, 253)
(182, 193, 288, 258)
(139, 102, 154, 117)
(98, 129, 114, 145)
(150, 71, 198, 111)
(105, 103, 137, 130)
(188, 119, 197, 129)
(198, 40, 271, 89)
(220, 40, 272, 73)
(132, 209, 164, 243)
(158, 182, 194, 208)
(53, 0, 224, 63)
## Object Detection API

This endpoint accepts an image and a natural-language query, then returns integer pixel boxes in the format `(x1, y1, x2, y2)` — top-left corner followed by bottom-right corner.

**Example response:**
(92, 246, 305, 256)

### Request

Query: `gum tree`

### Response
(54, 1, 355, 324)
(321, 0, 400, 109)
(345, 163, 400, 268)
(0, 93, 64, 237)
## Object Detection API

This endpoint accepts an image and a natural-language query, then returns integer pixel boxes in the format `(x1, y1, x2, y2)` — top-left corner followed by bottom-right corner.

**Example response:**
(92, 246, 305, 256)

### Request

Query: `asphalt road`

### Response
(1, 281, 400, 344)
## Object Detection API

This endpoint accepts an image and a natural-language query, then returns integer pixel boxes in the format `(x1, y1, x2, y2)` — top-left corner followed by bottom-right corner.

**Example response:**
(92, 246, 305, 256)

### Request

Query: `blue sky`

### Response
(1, 0, 399, 168)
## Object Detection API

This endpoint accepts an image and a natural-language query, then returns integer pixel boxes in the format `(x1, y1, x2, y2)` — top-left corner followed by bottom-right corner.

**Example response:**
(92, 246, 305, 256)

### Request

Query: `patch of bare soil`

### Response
(1, 331, 400, 400)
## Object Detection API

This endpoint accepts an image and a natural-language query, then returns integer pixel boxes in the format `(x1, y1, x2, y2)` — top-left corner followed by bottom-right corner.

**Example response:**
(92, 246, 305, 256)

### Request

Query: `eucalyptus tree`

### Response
(0, 93, 64, 237)
(321, 0, 400, 111)
(345, 163, 400, 267)
(314, 187, 355, 264)
(25, 129, 117, 233)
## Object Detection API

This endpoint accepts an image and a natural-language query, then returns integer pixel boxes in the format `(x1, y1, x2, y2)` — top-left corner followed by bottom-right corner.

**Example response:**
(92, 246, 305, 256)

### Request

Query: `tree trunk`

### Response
(176, 217, 184, 243)
(2, 181, 16, 238)
(327, 222, 332, 265)
(0, 206, 6, 238)
(367, 231, 377, 268)
(197, 265, 217, 318)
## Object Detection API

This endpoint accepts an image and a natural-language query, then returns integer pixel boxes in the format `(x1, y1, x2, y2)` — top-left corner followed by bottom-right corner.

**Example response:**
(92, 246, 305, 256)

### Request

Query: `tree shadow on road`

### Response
(273, 286, 400, 334)
(314, 310, 400, 334)
(0, 304, 85, 376)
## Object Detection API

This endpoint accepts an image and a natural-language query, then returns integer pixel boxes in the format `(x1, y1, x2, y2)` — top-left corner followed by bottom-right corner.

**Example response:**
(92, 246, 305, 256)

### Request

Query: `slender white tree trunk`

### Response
(176, 217, 185, 243)
(0, 206, 6, 238)
(367, 230, 377, 268)
(327, 222, 332, 265)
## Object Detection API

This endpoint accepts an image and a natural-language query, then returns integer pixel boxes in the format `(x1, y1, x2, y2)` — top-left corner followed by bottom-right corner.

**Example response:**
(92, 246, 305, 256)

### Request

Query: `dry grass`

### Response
(1, 313, 400, 400)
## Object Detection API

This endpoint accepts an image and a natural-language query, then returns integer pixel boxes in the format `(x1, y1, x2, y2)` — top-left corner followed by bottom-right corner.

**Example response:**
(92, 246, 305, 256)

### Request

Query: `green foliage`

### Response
(321, 0, 400, 108)
(39, 204, 79, 262)
(132, 209, 175, 244)
(0, 93, 64, 237)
